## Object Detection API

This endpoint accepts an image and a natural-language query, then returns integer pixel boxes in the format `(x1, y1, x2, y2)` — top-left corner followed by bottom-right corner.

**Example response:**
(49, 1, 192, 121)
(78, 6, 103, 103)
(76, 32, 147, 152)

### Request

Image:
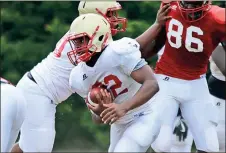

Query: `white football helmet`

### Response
(78, 1, 127, 35)
(67, 13, 113, 65)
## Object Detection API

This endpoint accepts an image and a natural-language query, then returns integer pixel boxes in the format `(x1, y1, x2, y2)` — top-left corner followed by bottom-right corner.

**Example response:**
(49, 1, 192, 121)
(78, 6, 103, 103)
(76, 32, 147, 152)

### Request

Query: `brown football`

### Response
(87, 87, 103, 106)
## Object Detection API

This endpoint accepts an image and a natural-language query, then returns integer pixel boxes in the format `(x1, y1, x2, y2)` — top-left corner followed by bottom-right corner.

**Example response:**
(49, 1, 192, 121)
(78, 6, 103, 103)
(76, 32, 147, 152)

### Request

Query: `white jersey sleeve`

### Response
(29, 31, 76, 104)
(69, 63, 88, 98)
(109, 37, 147, 76)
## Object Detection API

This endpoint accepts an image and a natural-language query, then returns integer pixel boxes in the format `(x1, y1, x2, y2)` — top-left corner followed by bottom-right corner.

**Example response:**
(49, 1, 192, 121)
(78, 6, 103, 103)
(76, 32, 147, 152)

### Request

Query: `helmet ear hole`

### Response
(98, 35, 104, 41)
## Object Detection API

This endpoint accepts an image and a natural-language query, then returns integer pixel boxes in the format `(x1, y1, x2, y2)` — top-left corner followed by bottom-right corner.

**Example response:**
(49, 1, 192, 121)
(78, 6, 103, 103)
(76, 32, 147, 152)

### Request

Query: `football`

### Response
(87, 87, 109, 106)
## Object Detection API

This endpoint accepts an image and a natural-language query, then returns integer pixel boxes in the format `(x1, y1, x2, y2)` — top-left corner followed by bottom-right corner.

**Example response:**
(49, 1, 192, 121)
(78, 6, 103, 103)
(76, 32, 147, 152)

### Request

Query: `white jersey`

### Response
(30, 32, 75, 104)
(69, 37, 152, 124)
(209, 44, 225, 81)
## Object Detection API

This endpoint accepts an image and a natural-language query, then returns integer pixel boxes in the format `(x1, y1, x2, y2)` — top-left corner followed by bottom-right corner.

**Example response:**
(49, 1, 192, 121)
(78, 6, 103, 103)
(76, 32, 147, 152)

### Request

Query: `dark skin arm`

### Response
(136, 3, 171, 60)
(91, 113, 103, 124)
(211, 41, 226, 76)
(141, 28, 167, 59)
(100, 65, 159, 124)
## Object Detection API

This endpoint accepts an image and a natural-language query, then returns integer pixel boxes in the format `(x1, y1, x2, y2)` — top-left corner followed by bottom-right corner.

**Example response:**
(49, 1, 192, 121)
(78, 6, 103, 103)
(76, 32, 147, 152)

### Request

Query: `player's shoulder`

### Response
(108, 37, 140, 55)
(209, 5, 225, 24)
(69, 63, 91, 97)
(69, 63, 84, 83)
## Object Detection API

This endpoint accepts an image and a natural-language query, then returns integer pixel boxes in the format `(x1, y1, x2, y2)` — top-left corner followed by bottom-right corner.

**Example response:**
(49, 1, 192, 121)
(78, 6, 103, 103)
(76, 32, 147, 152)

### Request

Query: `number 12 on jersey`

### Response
(92, 74, 128, 98)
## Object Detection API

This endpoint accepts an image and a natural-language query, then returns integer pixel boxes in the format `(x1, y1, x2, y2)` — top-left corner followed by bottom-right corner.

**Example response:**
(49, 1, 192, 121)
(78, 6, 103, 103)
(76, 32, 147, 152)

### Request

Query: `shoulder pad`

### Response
(109, 37, 140, 55)
(211, 6, 225, 24)
(69, 64, 87, 96)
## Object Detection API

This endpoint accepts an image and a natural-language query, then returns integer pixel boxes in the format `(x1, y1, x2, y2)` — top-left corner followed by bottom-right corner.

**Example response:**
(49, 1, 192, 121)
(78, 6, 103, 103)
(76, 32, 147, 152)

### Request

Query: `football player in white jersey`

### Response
(12, 1, 128, 152)
(11, 1, 172, 152)
(208, 43, 225, 152)
(68, 13, 162, 152)
(1, 78, 27, 152)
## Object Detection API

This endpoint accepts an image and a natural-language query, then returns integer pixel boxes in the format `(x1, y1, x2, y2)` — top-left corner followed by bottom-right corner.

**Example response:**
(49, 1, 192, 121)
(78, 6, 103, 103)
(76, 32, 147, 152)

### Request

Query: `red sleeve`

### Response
(213, 7, 226, 41)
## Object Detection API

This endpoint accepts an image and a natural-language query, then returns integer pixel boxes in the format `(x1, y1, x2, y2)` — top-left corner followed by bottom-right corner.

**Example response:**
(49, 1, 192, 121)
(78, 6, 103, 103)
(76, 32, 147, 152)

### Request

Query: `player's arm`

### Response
(122, 64, 159, 111)
(100, 40, 159, 124)
(90, 110, 103, 124)
(82, 98, 103, 124)
(211, 42, 226, 76)
(91, 115, 102, 124)
(136, 3, 170, 59)
(100, 60, 159, 124)
(140, 28, 167, 59)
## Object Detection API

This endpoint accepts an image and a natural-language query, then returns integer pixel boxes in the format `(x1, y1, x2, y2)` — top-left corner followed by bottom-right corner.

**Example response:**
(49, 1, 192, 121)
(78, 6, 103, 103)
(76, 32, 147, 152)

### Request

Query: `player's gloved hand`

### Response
(87, 89, 113, 116)
(155, 3, 172, 26)
(100, 103, 128, 125)
(173, 116, 188, 141)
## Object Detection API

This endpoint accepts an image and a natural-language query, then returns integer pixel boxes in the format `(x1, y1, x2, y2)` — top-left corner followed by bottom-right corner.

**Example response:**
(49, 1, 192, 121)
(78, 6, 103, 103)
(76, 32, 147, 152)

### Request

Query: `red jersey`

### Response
(155, 2, 226, 80)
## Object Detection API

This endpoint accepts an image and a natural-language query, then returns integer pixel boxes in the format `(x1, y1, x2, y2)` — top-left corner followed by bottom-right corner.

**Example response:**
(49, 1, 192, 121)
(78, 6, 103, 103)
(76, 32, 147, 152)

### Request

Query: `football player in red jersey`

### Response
(139, 1, 225, 152)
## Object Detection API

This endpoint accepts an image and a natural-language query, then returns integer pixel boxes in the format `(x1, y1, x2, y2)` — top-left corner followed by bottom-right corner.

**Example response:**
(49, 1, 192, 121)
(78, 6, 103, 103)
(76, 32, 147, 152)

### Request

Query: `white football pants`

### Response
(16, 73, 56, 152)
(1, 84, 27, 152)
(108, 107, 161, 152)
(152, 74, 219, 152)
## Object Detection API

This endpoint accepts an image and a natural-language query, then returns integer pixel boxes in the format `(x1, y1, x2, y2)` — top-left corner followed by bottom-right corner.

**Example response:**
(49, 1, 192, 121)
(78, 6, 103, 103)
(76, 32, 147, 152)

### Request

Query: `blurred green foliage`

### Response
(1, 1, 224, 152)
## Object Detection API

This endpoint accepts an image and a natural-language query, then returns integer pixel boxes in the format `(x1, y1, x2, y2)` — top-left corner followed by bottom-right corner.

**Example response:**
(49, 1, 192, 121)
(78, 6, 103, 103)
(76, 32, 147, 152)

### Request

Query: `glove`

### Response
(173, 116, 188, 141)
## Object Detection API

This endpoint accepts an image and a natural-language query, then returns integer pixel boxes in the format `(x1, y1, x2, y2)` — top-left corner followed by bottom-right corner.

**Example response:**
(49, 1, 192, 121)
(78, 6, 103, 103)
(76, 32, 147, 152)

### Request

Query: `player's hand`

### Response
(100, 103, 128, 125)
(155, 3, 172, 26)
(87, 102, 105, 116)
(86, 89, 112, 116)
(96, 89, 114, 105)
(173, 116, 188, 141)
